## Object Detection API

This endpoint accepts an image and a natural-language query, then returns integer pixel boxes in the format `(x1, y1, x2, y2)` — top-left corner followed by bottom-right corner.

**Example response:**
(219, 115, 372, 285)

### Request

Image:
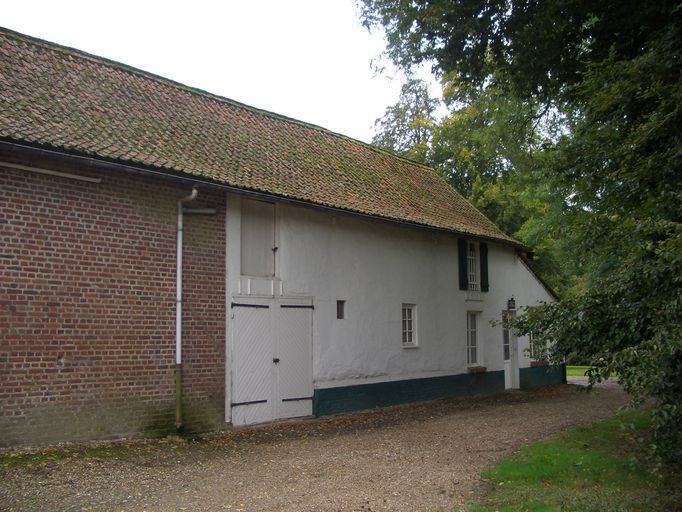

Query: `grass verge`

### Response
(466, 409, 680, 511)
(566, 365, 590, 377)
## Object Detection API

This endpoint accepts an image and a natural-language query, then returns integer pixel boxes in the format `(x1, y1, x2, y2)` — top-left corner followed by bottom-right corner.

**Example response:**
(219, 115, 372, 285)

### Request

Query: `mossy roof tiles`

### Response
(0, 28, 519, 246)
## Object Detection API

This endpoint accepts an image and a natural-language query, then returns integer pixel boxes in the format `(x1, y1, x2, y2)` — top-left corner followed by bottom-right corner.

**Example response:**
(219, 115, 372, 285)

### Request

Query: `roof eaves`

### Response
(518, 253, 559, 301)
(0, 138, 531, 252)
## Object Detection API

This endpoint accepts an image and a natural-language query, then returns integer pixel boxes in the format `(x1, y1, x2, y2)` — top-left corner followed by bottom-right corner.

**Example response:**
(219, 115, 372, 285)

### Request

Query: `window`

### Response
(458, 239, 488, 292)
(401, 304, 417, 347)
(528, 331, 538, 360)
(503, 329, 510, 361)
(502, 311, 511, 361)
(467, 311, 480, 365)
(336, 300, 345, 320)
(467, 242, 480, 291)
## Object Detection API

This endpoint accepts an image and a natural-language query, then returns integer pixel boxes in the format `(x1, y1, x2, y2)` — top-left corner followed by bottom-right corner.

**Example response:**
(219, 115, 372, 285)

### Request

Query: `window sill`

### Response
(467, 366, 487, 374)
(465, 290, 483, 301)
(402, 344, 419, 350)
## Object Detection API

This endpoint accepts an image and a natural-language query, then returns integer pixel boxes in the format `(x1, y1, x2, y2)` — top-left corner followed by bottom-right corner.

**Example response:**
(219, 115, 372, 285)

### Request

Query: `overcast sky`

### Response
(2, 0, 439, 143)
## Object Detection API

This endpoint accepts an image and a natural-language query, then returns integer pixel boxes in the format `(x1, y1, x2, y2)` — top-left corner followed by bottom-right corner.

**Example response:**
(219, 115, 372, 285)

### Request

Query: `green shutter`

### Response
(458, 239, 468, 290)
(480, 243, 489, 292)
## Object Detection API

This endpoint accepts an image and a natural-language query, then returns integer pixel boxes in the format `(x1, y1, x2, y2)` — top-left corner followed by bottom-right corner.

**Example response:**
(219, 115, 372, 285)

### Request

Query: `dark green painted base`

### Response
(313, 370, 505, 417)
(520, 363, 567, 389)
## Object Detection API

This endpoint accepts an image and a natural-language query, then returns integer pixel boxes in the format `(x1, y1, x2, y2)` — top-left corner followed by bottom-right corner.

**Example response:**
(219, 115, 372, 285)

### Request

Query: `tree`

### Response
(375, 72, 570, 294)
(360, 0, 682, 462)
(375, 74, 570, 293)
(358, 0, 674, 101)
(372, 78, 439, 163)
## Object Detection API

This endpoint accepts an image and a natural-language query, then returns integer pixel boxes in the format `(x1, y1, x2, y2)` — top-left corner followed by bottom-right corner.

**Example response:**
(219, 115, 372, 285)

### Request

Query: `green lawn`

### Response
(566, 365, 591, 377)
(465, 410, 680, 511)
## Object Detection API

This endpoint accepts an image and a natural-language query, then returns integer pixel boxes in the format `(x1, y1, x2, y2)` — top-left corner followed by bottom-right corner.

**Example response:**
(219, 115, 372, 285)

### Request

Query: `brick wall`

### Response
(180, 189, 226, 431)
(0, 163, 225, 447)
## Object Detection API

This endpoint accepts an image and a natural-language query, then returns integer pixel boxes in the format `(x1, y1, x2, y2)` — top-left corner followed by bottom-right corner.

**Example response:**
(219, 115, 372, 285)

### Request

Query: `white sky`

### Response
(1, 0, 439, 143)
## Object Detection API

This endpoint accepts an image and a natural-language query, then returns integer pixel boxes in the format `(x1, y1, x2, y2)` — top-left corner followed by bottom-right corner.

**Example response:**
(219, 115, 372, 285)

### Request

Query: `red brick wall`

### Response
(0, 164, 225, 446)
(179, 190, 226, 431)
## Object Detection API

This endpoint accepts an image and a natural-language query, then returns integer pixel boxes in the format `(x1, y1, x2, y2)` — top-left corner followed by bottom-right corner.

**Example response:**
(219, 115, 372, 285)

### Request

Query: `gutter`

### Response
(174, 187, 216, 433)
(174, 187, 197, 432)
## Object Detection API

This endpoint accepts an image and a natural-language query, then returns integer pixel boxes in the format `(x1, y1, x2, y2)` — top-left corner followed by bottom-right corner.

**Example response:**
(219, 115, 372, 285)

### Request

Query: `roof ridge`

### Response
(0, 26, 438, 175)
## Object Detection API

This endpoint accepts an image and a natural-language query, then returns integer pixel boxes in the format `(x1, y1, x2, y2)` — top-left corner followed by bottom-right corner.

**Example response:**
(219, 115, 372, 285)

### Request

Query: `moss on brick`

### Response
(182, 399, 225, 434)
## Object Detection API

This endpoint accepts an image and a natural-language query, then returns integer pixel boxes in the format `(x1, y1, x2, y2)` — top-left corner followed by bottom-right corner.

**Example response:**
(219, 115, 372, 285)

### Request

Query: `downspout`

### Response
(175, 187, 198, 432)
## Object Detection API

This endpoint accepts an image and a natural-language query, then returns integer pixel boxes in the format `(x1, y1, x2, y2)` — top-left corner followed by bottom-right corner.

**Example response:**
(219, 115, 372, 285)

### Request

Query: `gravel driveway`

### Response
(1, 381, 627, 512)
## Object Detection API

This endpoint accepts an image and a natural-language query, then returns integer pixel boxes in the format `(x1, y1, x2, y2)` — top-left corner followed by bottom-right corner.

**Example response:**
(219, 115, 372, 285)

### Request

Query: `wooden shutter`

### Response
(480, 243, 489, 292)
(458, 239, 468, 290)
(241, 199, 276, 277)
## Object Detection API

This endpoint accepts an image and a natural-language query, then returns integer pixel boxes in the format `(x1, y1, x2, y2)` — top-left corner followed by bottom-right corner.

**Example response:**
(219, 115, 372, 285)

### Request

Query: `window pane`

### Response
(467, 312, 479, 364)
(468, 347, 476, 365)
(402, 305, 417, 345)
(467, 242, 480, 291)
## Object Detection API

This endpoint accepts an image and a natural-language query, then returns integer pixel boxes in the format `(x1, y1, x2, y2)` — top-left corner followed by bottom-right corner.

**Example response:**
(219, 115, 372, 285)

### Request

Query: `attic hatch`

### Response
(241, 198, 276, 277)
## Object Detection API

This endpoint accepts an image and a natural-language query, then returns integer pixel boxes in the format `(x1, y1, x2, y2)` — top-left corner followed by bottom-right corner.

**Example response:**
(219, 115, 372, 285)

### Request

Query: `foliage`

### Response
(360, 0, 682, 461)
(566, 366, 590, 377)
(430, 78, 537, 196)
(373, 73, 569, 293)
(469, 410, 679, 511)
(512, 218, 682, 462)
(371, 78, 439, 163)
(358, 0, 673, 102)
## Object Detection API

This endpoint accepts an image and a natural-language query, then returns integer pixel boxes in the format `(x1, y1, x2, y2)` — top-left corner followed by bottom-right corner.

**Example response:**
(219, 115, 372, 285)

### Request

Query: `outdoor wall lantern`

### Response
(507, 297, 516, 311)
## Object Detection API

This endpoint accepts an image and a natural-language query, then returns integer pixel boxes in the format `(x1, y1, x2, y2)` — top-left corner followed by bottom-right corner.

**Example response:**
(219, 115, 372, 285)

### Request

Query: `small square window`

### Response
(337, 300, 345, 320)
(402, 304, 417, 347)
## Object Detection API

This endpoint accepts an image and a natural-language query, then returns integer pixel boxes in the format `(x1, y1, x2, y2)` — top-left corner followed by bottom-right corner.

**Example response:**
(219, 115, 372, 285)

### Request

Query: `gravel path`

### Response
(1, 381, 627, 512)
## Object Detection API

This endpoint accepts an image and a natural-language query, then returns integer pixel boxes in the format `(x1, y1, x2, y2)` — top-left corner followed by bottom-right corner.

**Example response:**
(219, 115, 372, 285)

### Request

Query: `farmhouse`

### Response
(0, 28, 563, 447)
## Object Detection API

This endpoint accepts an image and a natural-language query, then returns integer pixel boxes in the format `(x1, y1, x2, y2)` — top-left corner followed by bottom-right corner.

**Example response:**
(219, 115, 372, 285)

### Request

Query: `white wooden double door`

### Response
(230, 297, 313, 426)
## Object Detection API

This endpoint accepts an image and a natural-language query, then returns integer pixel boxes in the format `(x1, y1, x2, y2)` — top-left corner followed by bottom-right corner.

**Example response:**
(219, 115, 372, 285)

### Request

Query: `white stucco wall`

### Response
(226, 194, 554, 391)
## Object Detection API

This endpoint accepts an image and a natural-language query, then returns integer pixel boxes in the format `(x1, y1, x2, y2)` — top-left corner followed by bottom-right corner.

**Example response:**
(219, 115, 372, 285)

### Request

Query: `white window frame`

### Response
(401, 304, 418, 348)
(467, 242, 480, 291)
(503, 326, 511, 362)
(528, 331, 537, 360)
(466, 311, 481, 365)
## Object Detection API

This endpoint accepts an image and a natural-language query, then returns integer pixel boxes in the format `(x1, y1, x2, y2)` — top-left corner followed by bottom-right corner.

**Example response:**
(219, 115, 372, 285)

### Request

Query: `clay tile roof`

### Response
(0, 27, 520, 246)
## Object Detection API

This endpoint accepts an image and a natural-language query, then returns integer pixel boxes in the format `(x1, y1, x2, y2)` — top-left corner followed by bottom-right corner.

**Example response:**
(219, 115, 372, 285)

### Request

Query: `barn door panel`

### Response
(240, 199, 276, 277)
(231, 302, 273, 426)
(276, 304, 313, 419)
